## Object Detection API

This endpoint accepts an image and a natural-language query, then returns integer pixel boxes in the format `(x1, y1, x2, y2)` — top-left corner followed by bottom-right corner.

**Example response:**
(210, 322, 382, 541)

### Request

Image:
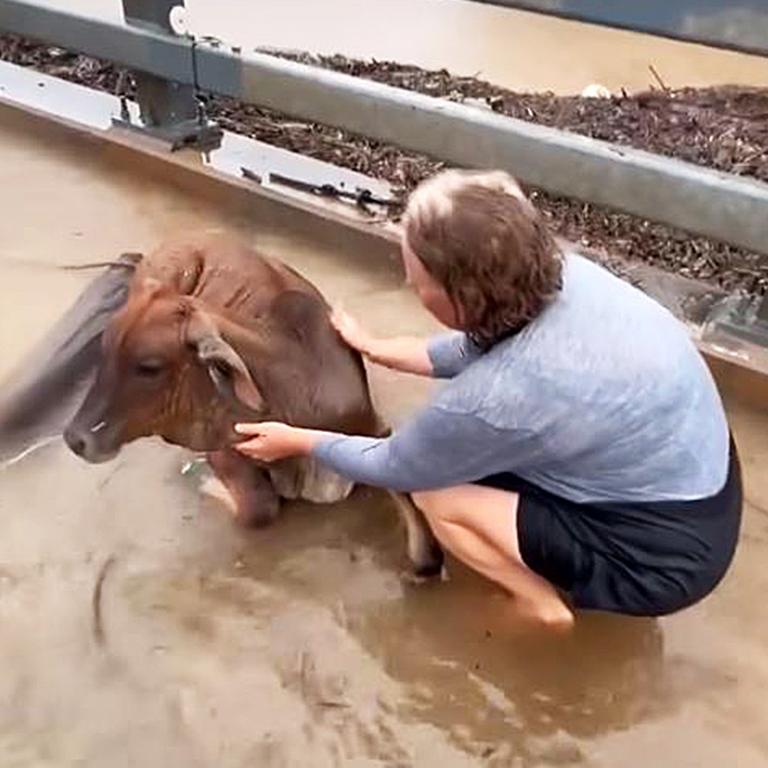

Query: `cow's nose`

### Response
(63, 422, 118, 464)
(63, 427, 90, 459)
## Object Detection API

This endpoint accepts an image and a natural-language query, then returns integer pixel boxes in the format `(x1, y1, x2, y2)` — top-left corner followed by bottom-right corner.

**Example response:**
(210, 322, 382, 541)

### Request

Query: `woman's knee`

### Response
(412, 485, 518, 523)
(411, 488, 454, 521)
(411, 486, 480, 526)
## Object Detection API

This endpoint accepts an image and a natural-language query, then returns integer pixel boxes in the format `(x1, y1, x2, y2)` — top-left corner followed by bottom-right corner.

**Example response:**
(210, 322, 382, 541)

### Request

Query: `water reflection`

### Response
(387, 590, 667, 748)
(19, 0, 768, 93)
(218, 485, 671, 762)
(503, 1, 768, 55)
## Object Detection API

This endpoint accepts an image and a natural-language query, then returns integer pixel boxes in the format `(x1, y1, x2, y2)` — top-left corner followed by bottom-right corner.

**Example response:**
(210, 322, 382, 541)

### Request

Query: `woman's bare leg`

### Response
(412, 484, 574, 630)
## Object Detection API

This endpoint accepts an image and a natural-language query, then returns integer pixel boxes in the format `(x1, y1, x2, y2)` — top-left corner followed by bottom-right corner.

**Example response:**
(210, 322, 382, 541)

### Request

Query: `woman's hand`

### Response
(330, 306, 434, 377)
(330, 307, 376, 357)
(234, 422, 319, 462)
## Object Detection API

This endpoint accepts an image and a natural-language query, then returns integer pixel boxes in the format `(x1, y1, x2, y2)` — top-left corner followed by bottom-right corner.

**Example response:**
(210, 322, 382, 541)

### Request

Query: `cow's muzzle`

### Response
(63, 420, 120, 464)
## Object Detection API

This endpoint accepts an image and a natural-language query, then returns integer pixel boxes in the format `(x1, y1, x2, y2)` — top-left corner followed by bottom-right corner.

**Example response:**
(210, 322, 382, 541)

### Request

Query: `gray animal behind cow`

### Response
(0, 235, 443, 577)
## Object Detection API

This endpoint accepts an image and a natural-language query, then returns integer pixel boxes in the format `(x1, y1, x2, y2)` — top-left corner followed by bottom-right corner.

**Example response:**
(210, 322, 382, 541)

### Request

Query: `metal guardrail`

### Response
(1, 0, 768, 269)
(0, 1, 193, 81)
(3, 0, 768, 263)
(465, 1, 768, 58)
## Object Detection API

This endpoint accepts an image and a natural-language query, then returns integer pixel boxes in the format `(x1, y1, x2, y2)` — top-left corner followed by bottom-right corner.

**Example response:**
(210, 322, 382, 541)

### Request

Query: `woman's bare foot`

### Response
(490, 591, 575, 633)
(514, 595, 575, 633)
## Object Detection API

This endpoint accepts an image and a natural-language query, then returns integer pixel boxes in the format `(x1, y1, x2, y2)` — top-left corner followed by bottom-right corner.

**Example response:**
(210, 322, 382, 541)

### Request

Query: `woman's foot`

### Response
(514, 595, 575, 632)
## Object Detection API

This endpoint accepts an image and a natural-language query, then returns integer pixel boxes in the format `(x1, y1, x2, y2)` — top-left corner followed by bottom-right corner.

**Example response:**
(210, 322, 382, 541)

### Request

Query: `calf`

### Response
(1, 235, 443, 576)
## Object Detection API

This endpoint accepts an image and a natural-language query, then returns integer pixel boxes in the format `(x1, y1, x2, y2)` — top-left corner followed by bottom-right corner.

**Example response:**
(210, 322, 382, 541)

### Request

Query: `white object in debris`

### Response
(581, 83, 612, 99)
(199, 476, 238, 514)
(180, 457, 208, 476)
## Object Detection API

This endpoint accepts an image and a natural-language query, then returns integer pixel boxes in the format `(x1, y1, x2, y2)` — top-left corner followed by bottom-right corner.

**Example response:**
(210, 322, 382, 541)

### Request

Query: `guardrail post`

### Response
(758, 295, 768, 324)
(706, 293, 768, 349)
(116, 0, 221, 150)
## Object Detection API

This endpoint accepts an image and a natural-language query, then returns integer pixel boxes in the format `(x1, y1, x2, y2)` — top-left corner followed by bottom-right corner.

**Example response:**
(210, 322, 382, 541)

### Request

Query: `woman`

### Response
(235, 169, 742, 630)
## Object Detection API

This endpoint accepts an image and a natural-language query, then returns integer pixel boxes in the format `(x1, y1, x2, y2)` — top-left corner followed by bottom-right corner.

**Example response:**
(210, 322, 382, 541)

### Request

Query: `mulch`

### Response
(1, 35, 766, 296)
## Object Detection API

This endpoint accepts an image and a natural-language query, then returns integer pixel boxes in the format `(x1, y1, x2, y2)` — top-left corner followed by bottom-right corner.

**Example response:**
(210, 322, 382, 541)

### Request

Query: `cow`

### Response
(0, 235, 443, 577)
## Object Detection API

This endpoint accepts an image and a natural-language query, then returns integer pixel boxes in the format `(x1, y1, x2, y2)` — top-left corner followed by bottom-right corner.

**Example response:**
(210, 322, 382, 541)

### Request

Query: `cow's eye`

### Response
(135, 359, 166, 378)
(212, 360, 231, 378)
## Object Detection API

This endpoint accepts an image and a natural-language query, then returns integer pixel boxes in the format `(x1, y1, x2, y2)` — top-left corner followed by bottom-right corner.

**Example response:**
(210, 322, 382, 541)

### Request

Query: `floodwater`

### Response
(1, 109, 768, 768)
(29, 0, 768, 94)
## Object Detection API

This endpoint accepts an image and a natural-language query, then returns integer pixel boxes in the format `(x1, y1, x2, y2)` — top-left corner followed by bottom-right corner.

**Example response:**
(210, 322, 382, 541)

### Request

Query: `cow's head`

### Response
(63, 280, 265, 463)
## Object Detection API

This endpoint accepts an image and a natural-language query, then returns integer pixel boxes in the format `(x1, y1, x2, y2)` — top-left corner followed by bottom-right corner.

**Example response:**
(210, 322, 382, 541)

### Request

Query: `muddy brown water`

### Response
(30, 0, 768, 94)
(1, 109, 768, 768)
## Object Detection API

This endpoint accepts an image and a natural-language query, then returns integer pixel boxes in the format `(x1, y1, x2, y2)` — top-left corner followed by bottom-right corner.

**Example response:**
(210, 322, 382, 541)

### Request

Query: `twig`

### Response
(58, 261, 138, 271)
(298, 649, 310, 698)
(317, 699, 351, 709)
(240, 167, 263, 184)
(0, 254, 141, 272)
(92, 555, 117, 646)
(61, 253, 143, 271)
(648, 64, 670, 93)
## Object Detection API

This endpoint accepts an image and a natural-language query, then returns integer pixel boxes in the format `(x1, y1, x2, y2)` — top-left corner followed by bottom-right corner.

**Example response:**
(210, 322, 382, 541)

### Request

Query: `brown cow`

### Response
(0, 235, 443, 576)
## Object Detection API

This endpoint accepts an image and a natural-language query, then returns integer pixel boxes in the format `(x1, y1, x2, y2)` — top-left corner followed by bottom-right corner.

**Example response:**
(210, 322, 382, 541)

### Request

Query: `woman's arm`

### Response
(426, 332, 482, 379)
(364, 335, 436, 376)
(309, 406, 510, 491)
(235, 404, 532, 493)
(331, 309, 479, 379)
(331, 308, 433, 376)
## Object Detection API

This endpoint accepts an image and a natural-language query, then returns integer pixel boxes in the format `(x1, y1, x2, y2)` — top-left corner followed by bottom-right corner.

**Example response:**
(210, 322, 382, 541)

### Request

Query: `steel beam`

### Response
(115, 0, 221, 150)
(0, 0, 194, 83)
(196, 47, 768, 259)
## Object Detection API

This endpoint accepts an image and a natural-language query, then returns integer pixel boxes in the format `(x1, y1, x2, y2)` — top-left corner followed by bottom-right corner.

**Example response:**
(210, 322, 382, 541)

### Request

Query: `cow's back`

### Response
(137, 234, 320, 325)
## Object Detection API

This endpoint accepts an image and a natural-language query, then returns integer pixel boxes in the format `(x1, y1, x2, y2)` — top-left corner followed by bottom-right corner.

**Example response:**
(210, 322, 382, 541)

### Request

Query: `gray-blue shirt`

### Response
(313, 253, 729, 503)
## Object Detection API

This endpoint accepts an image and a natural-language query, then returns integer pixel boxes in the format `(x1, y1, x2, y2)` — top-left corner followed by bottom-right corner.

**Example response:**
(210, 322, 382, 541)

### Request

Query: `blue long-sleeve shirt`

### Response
(313, 253, 729, 503)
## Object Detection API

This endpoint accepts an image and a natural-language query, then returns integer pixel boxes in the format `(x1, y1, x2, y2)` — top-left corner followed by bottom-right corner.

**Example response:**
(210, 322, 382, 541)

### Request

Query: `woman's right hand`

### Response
(331, 307, 433, 376)
(330, 307, 376, 357)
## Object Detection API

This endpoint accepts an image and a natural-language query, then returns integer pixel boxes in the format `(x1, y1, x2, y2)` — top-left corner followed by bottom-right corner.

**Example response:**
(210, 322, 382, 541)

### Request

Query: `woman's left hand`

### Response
(234, 422, 317, 462)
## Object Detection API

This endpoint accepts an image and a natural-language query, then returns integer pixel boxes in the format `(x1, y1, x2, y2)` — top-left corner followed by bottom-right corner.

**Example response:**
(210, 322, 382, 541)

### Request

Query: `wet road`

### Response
(29, 0, 768, 94)
(1, 109, 768, 767)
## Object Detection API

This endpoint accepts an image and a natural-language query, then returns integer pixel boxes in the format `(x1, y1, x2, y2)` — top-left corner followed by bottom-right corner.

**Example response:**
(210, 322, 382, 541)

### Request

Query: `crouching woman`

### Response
(235, 170, 742, 630)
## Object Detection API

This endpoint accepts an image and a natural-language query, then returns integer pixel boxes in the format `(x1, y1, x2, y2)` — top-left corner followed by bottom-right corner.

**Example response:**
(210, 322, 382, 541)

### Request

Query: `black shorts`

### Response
(477, 441, 743, 616)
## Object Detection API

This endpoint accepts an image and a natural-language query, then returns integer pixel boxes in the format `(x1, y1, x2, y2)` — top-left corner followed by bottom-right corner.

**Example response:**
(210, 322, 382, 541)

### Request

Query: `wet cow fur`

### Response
(0, 235, 443, 577)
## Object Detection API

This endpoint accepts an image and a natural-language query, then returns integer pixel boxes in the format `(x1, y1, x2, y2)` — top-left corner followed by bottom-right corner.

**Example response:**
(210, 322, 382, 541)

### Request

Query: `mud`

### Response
(1, 36, 766, 298)
(0, 94, 768, 768)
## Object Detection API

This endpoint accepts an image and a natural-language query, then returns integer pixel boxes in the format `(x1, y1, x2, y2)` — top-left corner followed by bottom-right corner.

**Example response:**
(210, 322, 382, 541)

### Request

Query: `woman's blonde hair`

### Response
(404, 170, 563, 347)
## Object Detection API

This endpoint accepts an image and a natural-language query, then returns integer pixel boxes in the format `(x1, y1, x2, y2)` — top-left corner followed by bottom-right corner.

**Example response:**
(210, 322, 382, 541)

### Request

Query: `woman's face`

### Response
(401, 238, 462, 329)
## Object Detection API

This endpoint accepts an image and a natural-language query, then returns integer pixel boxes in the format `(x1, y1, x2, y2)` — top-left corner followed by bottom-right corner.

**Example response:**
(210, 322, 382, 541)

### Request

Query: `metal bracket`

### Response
(706, 293, 768, 348)
(113, 0, 221, 152)
(759, 294, 768, 325)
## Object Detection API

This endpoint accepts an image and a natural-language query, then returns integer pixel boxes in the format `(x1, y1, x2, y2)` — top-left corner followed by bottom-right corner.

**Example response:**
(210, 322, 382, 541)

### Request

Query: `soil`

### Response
(1, 35, 766, 297)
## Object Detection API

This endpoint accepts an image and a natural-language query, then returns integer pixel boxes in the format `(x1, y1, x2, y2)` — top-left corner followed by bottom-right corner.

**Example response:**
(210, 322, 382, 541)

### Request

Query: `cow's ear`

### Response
(185, 311, 264, 412)
(0, 253, 140, 462)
